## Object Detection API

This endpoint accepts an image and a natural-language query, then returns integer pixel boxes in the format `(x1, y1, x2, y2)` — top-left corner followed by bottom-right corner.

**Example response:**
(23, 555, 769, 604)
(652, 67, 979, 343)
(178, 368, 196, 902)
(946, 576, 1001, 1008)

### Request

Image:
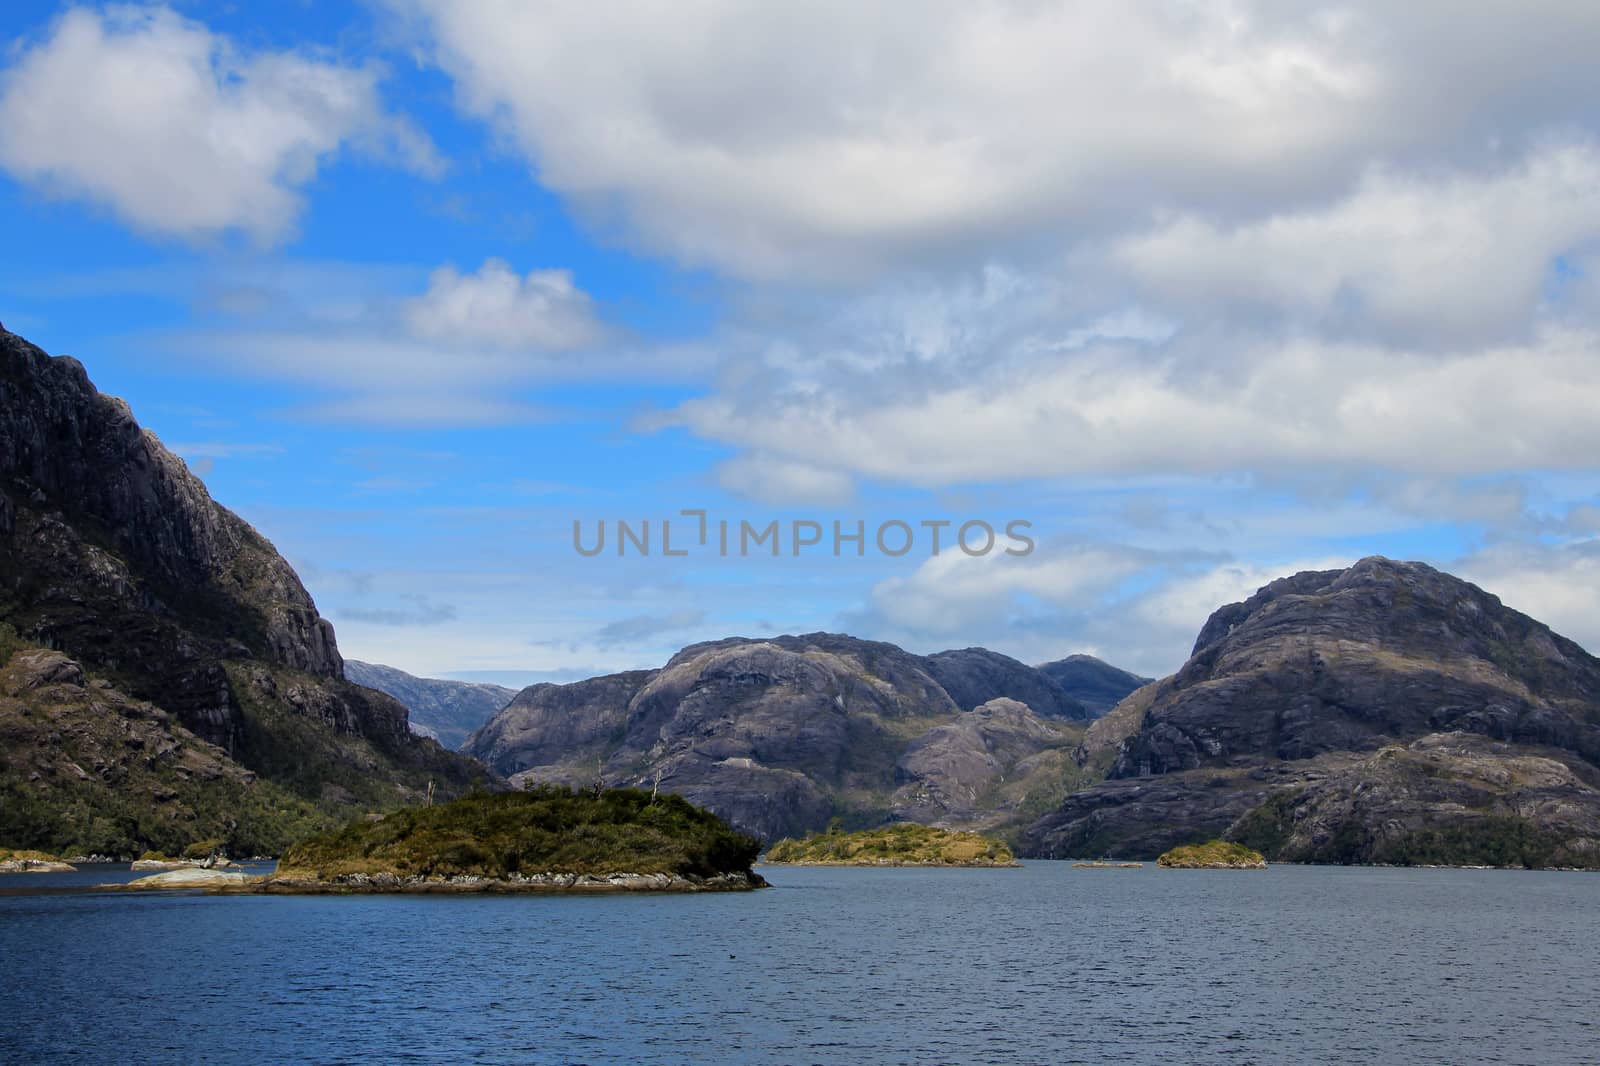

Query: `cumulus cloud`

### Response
(1117, 143, 1600, 345)
(0, 6, 438, 241)
(670, 310, 1600, 486)
(145, 256, 638, 426)
(403, 259, 605, 350)
(394, 0, 1600, 279)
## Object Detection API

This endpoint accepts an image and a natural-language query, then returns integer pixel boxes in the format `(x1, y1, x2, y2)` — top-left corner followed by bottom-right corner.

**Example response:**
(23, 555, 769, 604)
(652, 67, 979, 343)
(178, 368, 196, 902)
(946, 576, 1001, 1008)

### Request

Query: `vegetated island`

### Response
(0, 848, 76, 873)
(111, 787, 766, 894)
(1156, 840, 1267, 869)
(763, 823, 1020, 867)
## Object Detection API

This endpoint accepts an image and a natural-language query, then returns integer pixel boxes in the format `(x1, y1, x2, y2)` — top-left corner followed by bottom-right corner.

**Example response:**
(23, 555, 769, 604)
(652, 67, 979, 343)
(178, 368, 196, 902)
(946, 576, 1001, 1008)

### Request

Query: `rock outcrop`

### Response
(466, 633, 1090, 841)
(1021, 558, 1600, 866)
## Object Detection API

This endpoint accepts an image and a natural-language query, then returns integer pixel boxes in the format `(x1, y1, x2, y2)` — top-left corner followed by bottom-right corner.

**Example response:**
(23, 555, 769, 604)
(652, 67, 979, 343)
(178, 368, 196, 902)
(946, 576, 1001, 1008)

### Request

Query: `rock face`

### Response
(1116, 557, 1600, 776)
(1021, 558, 1600, 866)
(0, 328, 491, 852)
(465, 633, 1089, 841)
(891, 698, 1078, 827)
(343, 661, 514, 749)
(1035, 655, 1152, 718)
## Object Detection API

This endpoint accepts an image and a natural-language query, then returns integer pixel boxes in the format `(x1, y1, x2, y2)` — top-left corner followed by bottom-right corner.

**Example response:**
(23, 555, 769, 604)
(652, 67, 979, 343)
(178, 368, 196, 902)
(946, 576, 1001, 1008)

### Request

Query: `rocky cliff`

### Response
(1021, 558, 1600, 866)
(465, 633, 1088, 841)
(0, 328, 491, 850)
(343, 661, 514, 748)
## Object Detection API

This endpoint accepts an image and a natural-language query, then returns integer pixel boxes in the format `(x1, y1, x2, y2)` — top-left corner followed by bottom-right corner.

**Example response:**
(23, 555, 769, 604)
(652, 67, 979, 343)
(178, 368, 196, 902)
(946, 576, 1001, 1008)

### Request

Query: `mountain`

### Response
(1020, 558, 1600, 866)
(0, 327, 493, 854)
(343, 661, 514, 749)
(465, 633, 1091, 841)
(922, 648, 1089, 719)
(1034, 654, 1152, 717)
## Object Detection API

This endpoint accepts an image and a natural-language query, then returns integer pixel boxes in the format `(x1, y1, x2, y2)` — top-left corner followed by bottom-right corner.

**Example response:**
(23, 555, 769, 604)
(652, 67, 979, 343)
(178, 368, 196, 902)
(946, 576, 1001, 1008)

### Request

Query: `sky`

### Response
(3, 2, 1599, 685)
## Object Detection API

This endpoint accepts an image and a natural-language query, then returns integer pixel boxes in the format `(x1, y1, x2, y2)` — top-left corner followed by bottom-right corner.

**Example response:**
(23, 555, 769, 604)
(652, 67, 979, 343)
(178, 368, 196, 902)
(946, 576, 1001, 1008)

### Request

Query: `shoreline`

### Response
(104, 868, 768, 894)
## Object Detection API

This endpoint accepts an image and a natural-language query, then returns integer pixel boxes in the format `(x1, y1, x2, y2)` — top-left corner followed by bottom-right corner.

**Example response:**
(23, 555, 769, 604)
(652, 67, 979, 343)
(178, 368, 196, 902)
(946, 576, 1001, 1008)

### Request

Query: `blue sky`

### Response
(3, 2, 1600, 683)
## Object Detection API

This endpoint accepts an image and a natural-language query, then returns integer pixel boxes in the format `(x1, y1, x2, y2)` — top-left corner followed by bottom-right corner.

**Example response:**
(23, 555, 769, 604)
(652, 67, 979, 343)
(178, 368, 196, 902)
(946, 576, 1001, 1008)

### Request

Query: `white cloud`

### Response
(403, 258, 604, 350)
(1117, 143, 1600, 344)
(395, 0, 1600, 279)
(715, 454, 855, 507)
(140, 257, 651, 426)
(0, 6, 437, 241)
(671, 309, 1600, 485)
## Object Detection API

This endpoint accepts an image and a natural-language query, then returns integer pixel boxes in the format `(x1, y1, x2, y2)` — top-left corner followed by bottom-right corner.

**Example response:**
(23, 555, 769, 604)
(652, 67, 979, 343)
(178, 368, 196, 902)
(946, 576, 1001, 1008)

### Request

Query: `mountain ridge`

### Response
(0, 327, 493, 853)
(465, 631, 1108, 840)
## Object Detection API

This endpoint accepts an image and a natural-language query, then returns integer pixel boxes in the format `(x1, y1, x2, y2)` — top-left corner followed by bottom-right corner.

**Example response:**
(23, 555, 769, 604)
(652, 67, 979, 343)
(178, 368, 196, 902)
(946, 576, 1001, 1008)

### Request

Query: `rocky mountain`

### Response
(1021, 558, 1600, 866)
(1034, 654, 1151, 717)
(465, 633, 1089, 841)
(0, 327, 492, 853)
(343, 661, 514, 749)
(922, 648, 1089, 719)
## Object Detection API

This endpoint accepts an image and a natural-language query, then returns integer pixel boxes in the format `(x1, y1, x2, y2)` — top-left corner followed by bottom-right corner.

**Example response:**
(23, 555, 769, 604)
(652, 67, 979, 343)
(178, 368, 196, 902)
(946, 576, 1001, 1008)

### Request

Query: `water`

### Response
(2, 862, 1596, 1065)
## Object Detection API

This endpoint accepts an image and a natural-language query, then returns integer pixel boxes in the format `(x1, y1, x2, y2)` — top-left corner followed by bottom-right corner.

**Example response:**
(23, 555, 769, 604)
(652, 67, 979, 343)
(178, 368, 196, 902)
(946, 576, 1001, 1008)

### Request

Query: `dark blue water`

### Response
(2, 862, 1596, 1065)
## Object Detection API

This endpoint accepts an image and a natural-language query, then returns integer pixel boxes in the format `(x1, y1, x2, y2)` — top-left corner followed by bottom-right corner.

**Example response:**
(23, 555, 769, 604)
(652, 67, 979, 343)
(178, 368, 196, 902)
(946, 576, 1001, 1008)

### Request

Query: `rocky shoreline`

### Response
(108, 868, 767, 894)
(761, 857, 1018, 868)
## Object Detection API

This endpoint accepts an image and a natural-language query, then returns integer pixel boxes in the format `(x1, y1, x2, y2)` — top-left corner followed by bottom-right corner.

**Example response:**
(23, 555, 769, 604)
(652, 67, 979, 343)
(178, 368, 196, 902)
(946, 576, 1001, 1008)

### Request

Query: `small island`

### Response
(1156, 840, 1268, 869)
(113, 787, 766, 893)
(763, 823, 1019, 867)
(0, 848, 76, 874)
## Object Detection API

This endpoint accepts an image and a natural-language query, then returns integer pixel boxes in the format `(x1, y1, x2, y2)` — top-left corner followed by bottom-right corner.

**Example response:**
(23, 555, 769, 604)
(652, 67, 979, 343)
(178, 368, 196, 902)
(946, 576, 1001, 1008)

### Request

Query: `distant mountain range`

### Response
(463, 634, 1141, 840)
(342, 661, 514, 749)
(0, 327, 492, 856)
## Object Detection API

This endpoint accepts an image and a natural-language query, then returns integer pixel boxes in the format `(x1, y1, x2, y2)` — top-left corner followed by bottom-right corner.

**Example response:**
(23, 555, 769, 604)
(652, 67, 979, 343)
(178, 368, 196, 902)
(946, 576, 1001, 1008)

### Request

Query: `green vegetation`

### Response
(1156, 840, 1267, 868)
(1339, 815, 1574, 869)
(276, 787, 761, 881)
(0, 771, 334, 859)
(764, 822, 1018, 866)
(225, 662, 490, 813)
(1230, 790, 1305, 856)
(0, 640, 337, 857)
(183, 839, 225, 860)
(0, 848, 62, 863)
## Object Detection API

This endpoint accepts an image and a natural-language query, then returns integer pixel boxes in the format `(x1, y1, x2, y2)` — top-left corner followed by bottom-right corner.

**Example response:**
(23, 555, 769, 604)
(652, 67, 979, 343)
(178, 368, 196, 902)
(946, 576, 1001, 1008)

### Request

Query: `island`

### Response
(0, 848, 76, 873)
(763, 823, 1020, 867)
(113, 787, 766, 893)
(1156, 840, 1268, 869)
